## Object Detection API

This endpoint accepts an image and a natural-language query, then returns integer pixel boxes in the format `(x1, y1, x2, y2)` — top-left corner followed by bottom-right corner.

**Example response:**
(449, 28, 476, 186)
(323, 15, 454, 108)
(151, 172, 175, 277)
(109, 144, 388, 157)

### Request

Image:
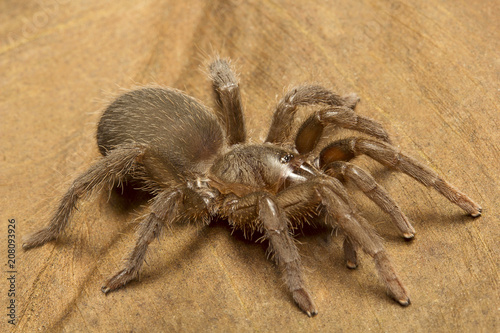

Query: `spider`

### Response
(23, 57, 481, 316)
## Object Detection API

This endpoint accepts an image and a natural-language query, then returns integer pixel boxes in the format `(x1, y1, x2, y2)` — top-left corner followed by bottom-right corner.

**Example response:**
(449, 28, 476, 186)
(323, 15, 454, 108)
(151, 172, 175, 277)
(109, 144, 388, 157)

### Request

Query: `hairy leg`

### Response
(23, 144, 147, 249)
(102, 188, 184, 293)
(274, 177, 410, 305)
(318, 185, 410, 305)
(258, 195, 317, 317)
(324, 161, 415, 239)
(294, 106, 391, 155)
(222, 192, 317, 316)
(266, 84, 360, 144)
(208, 57, 246, 145)
(320, 138, 482, 216)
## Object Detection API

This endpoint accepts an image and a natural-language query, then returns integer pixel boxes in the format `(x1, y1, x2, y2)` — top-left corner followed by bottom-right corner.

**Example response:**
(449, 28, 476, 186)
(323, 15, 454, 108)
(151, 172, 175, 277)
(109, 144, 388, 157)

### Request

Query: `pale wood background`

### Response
(1, 0, 498, 332)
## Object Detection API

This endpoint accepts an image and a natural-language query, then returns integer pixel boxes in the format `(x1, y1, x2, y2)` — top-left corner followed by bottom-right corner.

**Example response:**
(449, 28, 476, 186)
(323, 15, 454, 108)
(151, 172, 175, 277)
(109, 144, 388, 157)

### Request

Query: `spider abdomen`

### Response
(96, 87, 226, 180)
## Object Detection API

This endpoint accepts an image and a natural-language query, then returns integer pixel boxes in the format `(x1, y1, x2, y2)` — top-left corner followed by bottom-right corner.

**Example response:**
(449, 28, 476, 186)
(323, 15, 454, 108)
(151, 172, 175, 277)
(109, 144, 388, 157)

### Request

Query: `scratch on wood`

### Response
(210, 244, 251, 316)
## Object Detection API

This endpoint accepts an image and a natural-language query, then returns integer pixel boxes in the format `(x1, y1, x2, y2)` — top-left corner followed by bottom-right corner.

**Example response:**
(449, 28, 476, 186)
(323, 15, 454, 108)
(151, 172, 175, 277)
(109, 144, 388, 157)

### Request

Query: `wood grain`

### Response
(1, 0, 498, 332)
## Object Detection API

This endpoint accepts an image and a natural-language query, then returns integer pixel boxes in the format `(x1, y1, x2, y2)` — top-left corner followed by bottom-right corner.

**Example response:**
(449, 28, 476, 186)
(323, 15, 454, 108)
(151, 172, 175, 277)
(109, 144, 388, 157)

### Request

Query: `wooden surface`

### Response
(1, 0, 498, 332)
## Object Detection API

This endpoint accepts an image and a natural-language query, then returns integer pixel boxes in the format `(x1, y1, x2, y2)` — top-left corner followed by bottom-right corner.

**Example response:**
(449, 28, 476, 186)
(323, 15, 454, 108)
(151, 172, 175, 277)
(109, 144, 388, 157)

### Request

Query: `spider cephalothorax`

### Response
(24, 57, 481, 316)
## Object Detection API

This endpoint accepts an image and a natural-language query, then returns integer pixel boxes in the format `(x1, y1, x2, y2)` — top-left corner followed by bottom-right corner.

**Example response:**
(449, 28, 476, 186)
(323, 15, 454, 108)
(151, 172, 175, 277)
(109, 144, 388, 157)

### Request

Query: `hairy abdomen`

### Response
(97, 87, 226, 179)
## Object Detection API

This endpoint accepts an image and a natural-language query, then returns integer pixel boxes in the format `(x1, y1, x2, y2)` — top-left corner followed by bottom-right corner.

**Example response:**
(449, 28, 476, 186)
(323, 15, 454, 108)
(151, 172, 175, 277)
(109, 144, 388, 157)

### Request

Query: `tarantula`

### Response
(23, 57, 481, 316)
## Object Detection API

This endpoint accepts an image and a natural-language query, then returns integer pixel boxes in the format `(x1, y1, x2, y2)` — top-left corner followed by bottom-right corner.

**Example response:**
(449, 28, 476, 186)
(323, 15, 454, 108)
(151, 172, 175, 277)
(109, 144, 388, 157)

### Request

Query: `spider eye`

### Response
(280, 153, 293, 164)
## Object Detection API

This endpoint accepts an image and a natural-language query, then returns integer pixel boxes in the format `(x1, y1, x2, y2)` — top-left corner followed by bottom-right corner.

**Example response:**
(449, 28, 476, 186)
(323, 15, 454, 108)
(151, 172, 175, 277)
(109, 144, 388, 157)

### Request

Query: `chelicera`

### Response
(24, 57, 481, 316)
